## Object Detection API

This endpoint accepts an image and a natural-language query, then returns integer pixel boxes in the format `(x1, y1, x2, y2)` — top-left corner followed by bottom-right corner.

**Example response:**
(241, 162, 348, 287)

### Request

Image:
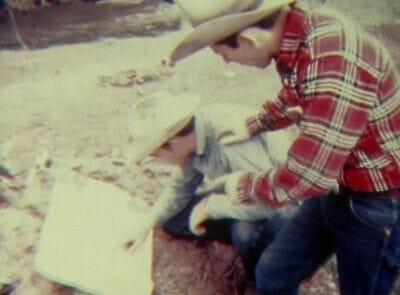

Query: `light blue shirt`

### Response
(151, 103, 293, 225)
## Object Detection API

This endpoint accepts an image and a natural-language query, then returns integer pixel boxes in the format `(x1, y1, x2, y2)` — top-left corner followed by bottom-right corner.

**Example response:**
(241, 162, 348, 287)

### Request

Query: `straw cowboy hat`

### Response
(170, 0, 295, 62)
(127, 91, 200, 164)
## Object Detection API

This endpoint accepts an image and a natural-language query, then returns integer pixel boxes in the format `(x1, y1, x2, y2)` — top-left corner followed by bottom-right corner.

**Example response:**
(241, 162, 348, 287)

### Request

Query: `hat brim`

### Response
(170, 0, 294, 63)
(125, 130, 169, 164)
(127, 93, 200, 165)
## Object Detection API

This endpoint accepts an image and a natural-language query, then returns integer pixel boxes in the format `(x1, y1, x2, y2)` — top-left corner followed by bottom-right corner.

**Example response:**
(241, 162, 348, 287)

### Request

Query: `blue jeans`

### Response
(230, 214, 290, 280)
(162, 193, 289, 276)
(255, 190, 400, 295)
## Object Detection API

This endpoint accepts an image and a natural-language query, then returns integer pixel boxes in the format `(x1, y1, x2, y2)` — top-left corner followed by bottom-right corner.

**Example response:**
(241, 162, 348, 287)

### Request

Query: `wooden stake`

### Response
(6, 4, 30, 50)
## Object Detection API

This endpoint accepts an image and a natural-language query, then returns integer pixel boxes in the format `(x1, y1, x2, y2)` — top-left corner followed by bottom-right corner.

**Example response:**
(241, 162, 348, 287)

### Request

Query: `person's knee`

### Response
(255, 254, 274, 292)
(231, 221, 259, 256)
(255, 263, 286, 294)
(255, 252, 288, 293)
(255, 254, 300, 295)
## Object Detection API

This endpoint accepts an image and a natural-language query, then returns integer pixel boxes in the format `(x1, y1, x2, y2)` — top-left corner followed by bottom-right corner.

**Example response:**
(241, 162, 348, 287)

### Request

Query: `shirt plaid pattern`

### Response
(247, 5, 400, 203)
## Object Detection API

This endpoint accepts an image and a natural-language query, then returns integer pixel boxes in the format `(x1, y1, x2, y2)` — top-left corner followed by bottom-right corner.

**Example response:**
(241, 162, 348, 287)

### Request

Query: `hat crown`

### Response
(170, 0, 293, 62)
(127, 91, 200, 164)
(129, 90, 199, 138)
(175, 0, 262, 26)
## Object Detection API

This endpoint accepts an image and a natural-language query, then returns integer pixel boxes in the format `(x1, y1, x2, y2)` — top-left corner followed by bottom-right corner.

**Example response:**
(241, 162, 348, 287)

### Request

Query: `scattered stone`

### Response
(0, 209, 42, 292)
(98, 70, 137, 87)
(98, 68, 172, 88)
(0, 166, 14, 180)
(19, 167, 53, 218)
(0, 283, 15, 295)
(111, 160, 125, 167)
(135, 73, 160, 85)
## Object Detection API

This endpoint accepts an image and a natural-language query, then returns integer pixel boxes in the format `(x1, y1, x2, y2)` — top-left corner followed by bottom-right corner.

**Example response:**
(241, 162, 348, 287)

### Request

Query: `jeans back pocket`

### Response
(385, 203, 400, 268)
(349, 195, 397, 232)
(349, 195, 400, 268)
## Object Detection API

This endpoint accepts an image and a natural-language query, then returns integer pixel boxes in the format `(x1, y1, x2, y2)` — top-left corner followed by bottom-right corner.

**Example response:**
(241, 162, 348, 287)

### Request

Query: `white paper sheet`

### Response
(34, 171, 153, 295)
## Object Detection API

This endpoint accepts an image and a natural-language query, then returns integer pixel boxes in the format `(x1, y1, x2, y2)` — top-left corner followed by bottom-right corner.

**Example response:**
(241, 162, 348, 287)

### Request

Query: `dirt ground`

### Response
(0, 0, 399, 294)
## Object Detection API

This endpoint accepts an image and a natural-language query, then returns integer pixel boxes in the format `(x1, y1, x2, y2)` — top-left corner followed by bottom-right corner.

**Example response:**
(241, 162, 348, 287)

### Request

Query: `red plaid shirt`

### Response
(246, 5, 400, 203)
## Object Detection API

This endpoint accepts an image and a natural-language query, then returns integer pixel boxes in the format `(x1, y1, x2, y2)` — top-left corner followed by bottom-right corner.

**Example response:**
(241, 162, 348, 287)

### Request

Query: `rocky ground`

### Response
(0, 0, 399, 294)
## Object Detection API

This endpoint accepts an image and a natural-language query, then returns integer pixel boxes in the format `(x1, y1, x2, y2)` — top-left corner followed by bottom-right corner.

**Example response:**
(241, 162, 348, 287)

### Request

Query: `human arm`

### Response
(189, 192, 277, 235)
(218, 103, 302, 145)
(189, 133, 280, 235)
(124, 168, 204, 251)
(212, 52, 378, 207)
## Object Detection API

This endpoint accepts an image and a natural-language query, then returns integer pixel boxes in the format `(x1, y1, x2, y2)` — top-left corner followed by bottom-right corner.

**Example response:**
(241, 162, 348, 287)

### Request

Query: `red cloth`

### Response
(245, 5, 400, 205)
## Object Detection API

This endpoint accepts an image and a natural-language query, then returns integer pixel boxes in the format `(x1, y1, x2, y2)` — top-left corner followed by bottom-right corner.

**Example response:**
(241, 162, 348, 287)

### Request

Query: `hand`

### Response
(285, 106, 302, 122)
(217, 106, 302, 146)
(204, 172, 257, 205)
(189, 197, 211, 235)
(262, 105, 303, 130)
(123, 216, 155, 253)
(217, 119, 250, 145)
(205, 172, 288, 208)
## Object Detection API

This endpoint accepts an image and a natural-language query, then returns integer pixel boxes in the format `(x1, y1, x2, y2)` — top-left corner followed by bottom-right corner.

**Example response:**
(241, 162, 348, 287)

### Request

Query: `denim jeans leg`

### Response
(325, 192, 400, 295)
(375, 203, 400, 294)
(373, 258, 400, 295)
(231, 214, 290, 280)
(255, 196, 335, 295)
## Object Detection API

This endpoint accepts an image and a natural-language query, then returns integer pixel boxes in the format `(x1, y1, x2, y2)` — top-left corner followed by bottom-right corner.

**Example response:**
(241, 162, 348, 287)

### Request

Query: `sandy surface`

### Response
(0, 0, 399, 294)
(0, 16, 284, 295)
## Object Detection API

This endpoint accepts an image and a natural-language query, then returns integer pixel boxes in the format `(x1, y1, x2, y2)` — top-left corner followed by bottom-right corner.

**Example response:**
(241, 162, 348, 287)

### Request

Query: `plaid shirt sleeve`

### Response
(245, 17, 392, 203)
(246, 96, 297, 136)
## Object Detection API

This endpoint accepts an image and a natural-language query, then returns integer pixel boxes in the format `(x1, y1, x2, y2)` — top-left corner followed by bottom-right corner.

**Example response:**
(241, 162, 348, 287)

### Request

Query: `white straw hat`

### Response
(170, 0, 294, 62)
(127, 91, 201, 164)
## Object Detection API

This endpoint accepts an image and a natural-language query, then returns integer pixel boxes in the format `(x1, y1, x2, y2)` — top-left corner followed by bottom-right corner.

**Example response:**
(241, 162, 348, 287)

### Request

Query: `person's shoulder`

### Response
(306, 8, 350, 54)
(306, 8, 388, 79)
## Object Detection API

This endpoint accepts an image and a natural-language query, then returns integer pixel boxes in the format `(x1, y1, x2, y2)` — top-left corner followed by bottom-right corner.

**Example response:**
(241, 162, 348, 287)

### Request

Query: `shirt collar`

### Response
(275, 4, 308, 71)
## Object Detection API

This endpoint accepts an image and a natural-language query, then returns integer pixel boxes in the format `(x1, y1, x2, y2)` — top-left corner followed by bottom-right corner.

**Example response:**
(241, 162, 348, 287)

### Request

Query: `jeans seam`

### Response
(369, 232, 391, 295)
(391, 199, 400, 263)
(348, 197, 394, 233)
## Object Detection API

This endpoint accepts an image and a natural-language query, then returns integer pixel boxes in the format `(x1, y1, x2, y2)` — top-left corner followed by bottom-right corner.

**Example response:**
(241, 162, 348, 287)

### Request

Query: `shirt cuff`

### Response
(205, 194, 276, 221)
(205, 195, 234, 219)
(246, 113, 272, 136)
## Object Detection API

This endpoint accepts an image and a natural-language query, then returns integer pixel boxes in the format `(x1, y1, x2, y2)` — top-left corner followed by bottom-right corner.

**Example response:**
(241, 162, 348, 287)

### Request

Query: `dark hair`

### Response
(216, 33, 240, 48)
(175, 117, 195, 137)
(214, 9, 282, 48)
(158, 117, 195, 149)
